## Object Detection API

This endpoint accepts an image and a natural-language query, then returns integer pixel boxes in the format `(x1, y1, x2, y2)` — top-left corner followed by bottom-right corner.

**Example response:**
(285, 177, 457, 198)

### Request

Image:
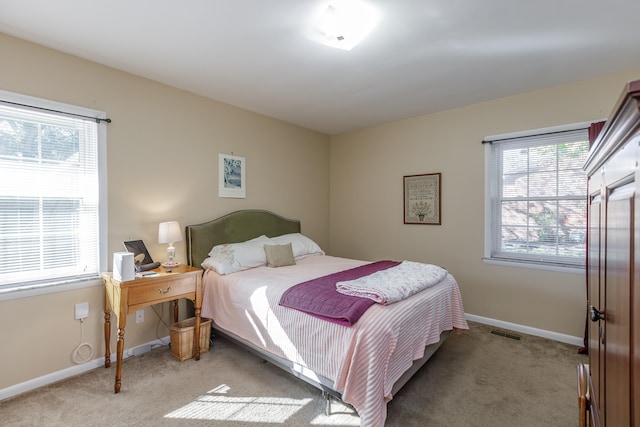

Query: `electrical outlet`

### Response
(74, 302, 89, 320)
(135, 309, 144, 323)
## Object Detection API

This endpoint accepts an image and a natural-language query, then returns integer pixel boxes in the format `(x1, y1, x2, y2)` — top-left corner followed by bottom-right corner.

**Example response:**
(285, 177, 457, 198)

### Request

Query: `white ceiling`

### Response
(1, 0, 640, 135)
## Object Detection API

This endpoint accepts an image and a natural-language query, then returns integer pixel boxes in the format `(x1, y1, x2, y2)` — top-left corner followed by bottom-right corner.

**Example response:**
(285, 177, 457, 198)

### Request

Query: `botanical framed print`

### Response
(403, 173, 441, 224)
(219, 153, 246, 198)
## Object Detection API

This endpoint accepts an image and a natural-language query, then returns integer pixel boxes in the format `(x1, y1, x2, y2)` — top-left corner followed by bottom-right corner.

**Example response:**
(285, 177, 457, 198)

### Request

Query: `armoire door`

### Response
(603, 179, 634, 426)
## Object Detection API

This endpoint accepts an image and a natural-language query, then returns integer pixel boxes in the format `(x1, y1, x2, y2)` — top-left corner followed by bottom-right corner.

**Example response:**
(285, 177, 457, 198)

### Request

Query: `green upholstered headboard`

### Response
(186, 210, 301, 268)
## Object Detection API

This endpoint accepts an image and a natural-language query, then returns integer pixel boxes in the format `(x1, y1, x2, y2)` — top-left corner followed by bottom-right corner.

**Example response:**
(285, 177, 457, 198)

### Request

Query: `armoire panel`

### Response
(603, 187, 633, 426)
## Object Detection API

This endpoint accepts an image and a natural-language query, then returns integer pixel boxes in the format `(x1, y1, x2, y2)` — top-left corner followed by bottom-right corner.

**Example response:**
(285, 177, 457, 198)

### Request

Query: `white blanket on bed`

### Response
(335, 261, 448, 304)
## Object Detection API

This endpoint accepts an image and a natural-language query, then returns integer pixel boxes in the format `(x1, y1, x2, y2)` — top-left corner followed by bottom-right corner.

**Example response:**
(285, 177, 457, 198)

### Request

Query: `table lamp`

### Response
(158, 221, 182, 266)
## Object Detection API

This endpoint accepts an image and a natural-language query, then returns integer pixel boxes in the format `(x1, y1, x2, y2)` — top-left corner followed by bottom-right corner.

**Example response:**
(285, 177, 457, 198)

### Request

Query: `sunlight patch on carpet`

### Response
(165, 384, 312, 422)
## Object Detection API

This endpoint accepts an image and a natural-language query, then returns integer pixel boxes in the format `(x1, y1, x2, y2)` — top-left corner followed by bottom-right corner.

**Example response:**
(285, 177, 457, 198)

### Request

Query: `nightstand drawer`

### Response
(127, 275, 196, 305)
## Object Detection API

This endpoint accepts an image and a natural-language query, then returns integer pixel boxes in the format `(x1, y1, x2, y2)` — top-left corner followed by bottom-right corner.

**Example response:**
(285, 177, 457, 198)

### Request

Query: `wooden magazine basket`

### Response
(170, 317, 212, 362)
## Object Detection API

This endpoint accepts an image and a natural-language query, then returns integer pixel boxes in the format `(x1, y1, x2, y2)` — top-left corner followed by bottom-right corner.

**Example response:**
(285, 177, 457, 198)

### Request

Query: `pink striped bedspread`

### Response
(201, 255, 468, 427)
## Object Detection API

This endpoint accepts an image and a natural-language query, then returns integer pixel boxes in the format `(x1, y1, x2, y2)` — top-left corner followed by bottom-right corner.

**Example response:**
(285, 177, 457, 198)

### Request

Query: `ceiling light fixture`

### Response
(309, 0, 380, 51)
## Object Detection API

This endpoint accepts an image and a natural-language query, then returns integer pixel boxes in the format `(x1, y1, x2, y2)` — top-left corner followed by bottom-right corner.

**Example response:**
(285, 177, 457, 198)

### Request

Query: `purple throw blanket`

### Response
(279, 260, 401, 326)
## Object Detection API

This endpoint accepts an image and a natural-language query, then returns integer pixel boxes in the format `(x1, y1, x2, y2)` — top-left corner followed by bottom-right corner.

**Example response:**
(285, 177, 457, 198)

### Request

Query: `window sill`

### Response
(0, 276, 103, 302)
(482, 257, 585, 274)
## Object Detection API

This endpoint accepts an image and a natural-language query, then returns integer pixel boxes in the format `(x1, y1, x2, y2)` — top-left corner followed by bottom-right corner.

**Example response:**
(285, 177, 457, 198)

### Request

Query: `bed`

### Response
(186, 210, 468, 426)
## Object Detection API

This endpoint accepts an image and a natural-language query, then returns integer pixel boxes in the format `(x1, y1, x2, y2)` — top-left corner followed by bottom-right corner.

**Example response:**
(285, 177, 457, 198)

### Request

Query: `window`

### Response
(0, 91, 107, 292)
(484, 123, 590, 271)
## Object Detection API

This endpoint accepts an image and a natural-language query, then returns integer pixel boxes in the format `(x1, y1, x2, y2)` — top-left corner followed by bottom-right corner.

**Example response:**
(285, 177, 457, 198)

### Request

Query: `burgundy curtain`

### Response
(579, 120, 607, 355)
(588, 121, 606, 148)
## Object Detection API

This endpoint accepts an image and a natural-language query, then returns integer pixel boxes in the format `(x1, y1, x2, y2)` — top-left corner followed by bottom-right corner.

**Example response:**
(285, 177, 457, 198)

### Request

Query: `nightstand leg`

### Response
(194, 272, 203, 362)
(173, 299, 179, 323)
(194, 307, 201, 361)
(115, 326, 125, 393)
(104, 311, 111, 368)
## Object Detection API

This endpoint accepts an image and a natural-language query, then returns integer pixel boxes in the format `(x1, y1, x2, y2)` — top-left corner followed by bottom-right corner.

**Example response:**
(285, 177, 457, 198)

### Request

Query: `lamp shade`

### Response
(158, 221, 183, 244)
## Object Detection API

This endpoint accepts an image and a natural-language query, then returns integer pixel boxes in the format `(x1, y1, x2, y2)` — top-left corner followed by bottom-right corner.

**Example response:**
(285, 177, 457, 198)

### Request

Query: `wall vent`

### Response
(490, 329, 521, 340)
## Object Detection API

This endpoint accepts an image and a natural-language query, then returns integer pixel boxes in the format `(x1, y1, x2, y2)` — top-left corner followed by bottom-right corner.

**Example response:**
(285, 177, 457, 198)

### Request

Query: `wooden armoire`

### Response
(582, 79, 640, 426)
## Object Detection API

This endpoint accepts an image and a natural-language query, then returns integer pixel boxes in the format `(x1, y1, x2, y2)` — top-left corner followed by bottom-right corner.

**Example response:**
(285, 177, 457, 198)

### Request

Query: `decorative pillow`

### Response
(264, 243, 296, 268)
(271, 233, 324, 260)
(203, 235, 274, 274)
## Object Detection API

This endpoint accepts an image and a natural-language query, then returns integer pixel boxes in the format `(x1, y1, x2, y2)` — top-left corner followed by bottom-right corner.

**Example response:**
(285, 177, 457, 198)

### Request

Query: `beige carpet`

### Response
(1, 321, 586, 426)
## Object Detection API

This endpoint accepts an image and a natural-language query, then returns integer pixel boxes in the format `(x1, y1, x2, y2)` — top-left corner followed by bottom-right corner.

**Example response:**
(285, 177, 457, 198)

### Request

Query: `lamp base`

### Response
(161, 261, 180, 268)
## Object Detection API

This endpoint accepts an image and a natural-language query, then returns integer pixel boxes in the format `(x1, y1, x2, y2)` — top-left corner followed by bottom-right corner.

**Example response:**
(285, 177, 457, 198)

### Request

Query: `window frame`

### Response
(483, 121, 592, 274)
(0, 90, 108, 299)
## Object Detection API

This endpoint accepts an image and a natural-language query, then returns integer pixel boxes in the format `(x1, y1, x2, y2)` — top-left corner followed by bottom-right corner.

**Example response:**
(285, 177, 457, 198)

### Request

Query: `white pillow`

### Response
(271, 233, 324, 260)
(207, 234, 270, 257)
(203, 235, 274, 274)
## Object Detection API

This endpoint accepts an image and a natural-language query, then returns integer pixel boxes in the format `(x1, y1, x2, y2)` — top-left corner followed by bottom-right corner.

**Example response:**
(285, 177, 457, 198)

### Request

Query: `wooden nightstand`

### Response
(102, 264, 203, 393)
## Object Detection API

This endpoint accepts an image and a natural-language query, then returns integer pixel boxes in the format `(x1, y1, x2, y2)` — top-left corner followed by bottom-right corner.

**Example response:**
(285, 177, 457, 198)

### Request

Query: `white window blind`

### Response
(0, 95, 104, 290)
(486, 127, 589, 269)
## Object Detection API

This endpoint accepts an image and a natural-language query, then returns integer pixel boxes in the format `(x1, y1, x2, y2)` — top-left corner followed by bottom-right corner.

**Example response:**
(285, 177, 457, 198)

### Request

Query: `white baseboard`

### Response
(0, 337, 169, 401)
(1, 317, 583, 402)
(465, 313, 583, 347)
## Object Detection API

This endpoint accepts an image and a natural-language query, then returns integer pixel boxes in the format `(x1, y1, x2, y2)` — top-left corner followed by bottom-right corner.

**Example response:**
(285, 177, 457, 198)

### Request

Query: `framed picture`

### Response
(219, 153, 246, 198)
(403, 173, 441, 225)
(123, 240, 154, 265)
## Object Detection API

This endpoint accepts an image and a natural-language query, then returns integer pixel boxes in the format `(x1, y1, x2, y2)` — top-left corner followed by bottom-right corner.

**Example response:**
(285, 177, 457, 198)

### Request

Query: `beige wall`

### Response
(2, 30, 639, 394)
(0, 34, 330, 390)
(329, 69, 640, 338)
